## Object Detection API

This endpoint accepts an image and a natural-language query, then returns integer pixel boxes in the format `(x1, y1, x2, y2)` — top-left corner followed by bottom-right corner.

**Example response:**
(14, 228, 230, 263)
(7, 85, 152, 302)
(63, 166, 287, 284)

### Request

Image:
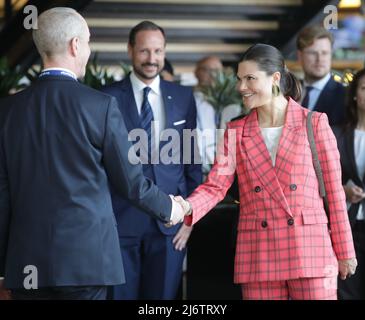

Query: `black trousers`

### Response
(11, 285, 107, 300)
(338, 220, 365, 300)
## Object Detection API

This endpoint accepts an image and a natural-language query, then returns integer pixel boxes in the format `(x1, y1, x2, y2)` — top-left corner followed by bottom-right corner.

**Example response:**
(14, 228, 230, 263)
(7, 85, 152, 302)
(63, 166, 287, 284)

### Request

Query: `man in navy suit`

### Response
(297, 24, 346, 126)
(102, 21, 202, 300)
(0, 8, 185, 300)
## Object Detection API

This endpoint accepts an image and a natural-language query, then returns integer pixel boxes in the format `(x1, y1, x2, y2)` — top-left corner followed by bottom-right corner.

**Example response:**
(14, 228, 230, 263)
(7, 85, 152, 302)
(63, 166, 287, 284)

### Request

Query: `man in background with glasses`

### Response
(297, 24, 346, 126)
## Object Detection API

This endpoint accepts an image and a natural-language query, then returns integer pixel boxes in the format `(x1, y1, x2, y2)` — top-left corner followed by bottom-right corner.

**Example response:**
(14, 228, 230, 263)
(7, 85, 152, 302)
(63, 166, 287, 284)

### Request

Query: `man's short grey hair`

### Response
(33, 7, 88, 59)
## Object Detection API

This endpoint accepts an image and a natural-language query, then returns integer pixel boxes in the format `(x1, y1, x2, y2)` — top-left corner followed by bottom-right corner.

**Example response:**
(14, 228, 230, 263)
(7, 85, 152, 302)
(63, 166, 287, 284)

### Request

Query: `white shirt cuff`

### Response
(169, 195, 176, 222)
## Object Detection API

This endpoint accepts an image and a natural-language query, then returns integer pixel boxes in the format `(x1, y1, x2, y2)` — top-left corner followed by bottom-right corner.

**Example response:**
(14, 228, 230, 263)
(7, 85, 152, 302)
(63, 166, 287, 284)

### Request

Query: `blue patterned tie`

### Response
(302, 86, 313, 109)
(140, 87, 154, 159)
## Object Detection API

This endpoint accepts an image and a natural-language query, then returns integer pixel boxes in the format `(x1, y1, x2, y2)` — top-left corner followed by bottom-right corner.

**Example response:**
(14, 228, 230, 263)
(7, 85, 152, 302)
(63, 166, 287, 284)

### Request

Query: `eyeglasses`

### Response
(302, 50, 332, 58)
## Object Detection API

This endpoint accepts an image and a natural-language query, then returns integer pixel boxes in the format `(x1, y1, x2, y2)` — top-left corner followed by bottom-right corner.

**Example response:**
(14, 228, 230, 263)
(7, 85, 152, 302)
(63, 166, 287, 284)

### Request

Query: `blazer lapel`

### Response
(275, 99, 305, 186)
(346, 130, 357, 180)
(314, 77, 332, 111)
(159, 81, 175, 149)
(242, 109, 291, 215)
(346, 129, 365, 186)
(160, 80, 174, 129)
(343, 129, 365, 223)
(120, 76, 141, 131)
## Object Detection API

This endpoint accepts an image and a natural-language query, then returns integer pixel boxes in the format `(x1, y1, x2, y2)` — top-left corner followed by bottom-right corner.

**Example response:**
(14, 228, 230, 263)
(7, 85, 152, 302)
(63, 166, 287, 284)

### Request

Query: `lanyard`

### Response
(39, 69, 77, 80)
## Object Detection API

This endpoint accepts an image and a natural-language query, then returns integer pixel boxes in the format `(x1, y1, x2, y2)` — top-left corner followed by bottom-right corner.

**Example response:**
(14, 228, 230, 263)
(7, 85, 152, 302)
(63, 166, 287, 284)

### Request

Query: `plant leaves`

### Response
(200, 68, 243, 114)
(0, 57, 24, 97)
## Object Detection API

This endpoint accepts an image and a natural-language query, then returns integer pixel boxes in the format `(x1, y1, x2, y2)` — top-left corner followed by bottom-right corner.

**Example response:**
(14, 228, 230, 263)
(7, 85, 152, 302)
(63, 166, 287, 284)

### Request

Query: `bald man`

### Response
(195, 56, 223, 88)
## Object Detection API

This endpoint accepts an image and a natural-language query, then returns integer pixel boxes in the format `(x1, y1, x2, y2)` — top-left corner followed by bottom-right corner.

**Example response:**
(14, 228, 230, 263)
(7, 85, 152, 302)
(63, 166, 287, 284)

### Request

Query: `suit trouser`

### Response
(110, 221, 186, 300)
(241, 277, 337, 300)
(338, 220, 365, 300)
(11, 286, 107, 300)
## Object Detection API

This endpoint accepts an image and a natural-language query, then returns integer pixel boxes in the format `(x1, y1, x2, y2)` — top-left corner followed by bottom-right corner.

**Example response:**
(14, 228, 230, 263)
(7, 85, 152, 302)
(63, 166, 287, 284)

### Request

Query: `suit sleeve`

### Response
(0, 134, 10, 277)
(102, 97, 172, 223)
(185, 124, 236, 226)
(314, 112, 355, 260)
(184, 90, 202, 194)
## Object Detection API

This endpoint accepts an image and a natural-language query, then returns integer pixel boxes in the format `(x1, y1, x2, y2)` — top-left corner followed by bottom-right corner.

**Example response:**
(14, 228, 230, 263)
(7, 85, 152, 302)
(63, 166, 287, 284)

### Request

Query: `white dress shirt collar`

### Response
(303, 72, 331, 91)
(129, 70, 166, 138)
(130, 71, 161, 96)
(42, 67, 77, 80)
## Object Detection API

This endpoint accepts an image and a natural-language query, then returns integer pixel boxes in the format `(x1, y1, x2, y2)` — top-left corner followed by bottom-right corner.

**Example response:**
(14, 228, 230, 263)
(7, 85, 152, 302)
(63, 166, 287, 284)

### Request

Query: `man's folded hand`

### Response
(338, 258, 358, 280)
(0, 279, 11, 300)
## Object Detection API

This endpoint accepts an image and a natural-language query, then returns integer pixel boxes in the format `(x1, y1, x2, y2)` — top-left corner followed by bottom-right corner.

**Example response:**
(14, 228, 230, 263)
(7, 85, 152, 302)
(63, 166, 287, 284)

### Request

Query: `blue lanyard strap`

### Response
(39, 70, 77, 80)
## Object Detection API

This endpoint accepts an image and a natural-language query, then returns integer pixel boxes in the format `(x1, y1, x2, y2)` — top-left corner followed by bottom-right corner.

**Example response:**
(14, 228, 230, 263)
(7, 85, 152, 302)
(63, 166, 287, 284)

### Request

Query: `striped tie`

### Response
(140, 86, 154, 159)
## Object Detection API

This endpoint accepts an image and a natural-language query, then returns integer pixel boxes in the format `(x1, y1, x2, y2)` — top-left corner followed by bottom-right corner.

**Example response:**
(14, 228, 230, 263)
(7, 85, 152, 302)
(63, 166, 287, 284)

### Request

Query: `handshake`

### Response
(166, 196, 192, 227)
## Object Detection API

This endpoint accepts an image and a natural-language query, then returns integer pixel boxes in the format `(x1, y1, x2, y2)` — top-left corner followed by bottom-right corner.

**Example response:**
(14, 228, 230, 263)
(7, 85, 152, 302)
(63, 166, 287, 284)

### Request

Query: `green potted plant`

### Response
(0, 57, 24, 97)
(199, 67, 246, 127)
(82, 53, 116, 89)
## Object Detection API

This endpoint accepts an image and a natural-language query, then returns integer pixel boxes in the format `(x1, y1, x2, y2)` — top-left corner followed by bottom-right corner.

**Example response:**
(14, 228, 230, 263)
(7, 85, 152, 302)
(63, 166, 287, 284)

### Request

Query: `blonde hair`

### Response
(296, 24, 334, 51)
(32, 7, 87, 59)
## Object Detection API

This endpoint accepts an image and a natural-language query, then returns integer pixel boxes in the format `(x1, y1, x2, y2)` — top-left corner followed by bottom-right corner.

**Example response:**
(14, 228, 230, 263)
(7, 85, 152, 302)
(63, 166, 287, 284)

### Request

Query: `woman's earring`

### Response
(272, 84, 280, 97)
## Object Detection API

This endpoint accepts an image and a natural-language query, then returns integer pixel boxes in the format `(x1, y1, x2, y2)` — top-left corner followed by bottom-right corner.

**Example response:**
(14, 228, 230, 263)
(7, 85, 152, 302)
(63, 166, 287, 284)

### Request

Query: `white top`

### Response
(130, 71, 166, 150)
(260, 126, 284, 166)
(194, 92, 243, 176)
(354, 129, 365, 220)
(194, 90, 217, 175)
(302, 73, 331, 110)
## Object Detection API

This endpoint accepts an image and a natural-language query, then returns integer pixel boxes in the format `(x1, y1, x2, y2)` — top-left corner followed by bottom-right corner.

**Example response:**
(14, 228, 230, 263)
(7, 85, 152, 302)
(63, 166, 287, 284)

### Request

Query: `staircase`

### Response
(83, 0, 336, 73)
(0, 0, 339, 73)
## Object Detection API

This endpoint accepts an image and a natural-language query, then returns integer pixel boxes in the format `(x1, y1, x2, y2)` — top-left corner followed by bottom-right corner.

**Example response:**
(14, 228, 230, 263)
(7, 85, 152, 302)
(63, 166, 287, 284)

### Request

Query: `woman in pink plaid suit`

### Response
(177, 44, 357, 300)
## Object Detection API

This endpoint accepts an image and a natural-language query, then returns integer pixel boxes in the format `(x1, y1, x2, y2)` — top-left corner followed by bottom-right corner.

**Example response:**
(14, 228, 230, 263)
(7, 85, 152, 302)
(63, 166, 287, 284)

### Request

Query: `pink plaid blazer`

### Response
(185, 98, 355, 284)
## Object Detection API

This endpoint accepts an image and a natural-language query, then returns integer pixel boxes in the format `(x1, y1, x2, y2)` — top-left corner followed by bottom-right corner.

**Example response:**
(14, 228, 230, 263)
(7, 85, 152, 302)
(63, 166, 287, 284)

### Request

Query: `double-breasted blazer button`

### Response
(261, 220, 268, 228)
(290, 184, 297, 191)
(287, 218, 294, 226)
(254, 186, 262, 193)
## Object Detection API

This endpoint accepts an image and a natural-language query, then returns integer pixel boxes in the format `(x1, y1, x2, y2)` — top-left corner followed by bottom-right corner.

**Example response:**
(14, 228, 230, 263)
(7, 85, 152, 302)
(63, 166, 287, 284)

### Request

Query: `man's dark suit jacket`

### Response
(307, 77, 347, 126)
(102, 76, 201, 237)
(333, 126, 365, 226)
(0, 74, 172, 289)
